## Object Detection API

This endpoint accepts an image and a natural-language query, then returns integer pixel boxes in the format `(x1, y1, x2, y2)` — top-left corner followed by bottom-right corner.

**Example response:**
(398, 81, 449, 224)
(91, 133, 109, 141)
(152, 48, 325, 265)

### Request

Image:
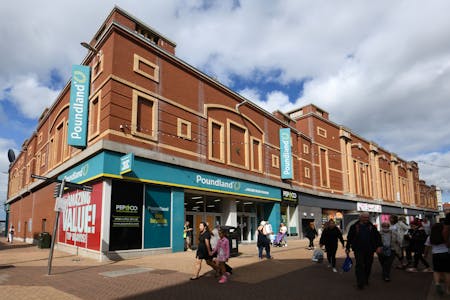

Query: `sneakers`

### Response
(406, 268, 418, 272)
(422, 267, 433, 272)
(332, 268, 337, 273)
(327, 264, 331, 268)
(218, 275, 228, 284)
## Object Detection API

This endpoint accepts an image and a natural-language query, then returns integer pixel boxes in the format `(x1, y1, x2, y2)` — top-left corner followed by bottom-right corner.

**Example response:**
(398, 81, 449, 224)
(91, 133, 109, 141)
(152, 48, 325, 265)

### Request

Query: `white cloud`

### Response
(5, 75, 59, 119)
(0, 0, 449, 195)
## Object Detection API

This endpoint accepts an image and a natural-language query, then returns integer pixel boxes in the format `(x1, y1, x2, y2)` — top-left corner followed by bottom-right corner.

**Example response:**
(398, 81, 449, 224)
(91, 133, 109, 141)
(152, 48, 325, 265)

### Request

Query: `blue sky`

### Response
(1, 0, 450, 220)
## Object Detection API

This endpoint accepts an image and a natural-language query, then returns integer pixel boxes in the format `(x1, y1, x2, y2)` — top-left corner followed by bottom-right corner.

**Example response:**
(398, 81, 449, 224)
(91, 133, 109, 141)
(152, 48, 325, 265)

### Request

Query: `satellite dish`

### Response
(7, 149, 16, 163)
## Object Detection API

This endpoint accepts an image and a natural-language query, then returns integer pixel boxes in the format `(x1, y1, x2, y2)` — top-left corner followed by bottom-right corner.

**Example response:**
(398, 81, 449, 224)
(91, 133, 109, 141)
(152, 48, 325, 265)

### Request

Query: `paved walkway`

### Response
(0, 237, 442, 299)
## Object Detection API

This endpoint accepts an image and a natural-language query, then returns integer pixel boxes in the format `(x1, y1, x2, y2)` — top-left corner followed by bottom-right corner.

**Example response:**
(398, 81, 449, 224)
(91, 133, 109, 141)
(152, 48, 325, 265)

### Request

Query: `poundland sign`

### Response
(68, 65, 91, 147)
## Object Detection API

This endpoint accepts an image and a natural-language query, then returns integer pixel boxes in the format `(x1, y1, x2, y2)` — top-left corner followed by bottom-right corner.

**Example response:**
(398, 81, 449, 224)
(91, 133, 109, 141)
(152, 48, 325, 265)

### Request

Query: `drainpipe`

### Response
(235, 100, 248, 113)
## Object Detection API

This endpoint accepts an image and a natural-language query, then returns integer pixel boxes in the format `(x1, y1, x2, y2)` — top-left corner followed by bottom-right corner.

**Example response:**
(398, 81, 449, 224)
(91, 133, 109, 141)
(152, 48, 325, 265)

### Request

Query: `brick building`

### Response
(6, 7, 437, 259)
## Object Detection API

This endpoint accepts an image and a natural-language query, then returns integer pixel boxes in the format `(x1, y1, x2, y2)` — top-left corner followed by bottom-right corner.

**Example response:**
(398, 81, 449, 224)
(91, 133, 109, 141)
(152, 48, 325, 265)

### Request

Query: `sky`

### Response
(1, 0, 450, 219)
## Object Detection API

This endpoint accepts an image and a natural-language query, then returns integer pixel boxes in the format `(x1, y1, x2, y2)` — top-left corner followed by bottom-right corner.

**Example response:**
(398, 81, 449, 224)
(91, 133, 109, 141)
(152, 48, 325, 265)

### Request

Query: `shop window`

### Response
(177, 118, 192, 140)
(272, 154, 280, 168)
(208, 119, 224, 163)
(89, 93, 101, 139)
(250, 137, 262, 172)
(133, 53, 160, 83)
(227, 120, 248, 169)
(131, 90, 158, 141)
(317, 126, 327, 138)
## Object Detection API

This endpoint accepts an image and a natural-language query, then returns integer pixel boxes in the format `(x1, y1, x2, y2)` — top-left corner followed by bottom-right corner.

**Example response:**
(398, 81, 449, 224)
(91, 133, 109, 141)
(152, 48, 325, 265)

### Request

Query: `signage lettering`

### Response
(279, 128, 293, 179)
(68, 65, 91, 147)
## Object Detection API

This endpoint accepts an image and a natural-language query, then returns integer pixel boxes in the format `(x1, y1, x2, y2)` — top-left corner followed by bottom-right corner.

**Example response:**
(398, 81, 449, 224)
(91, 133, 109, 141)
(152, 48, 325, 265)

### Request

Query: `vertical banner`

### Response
(279, 128, 293, 179)
(68, 65, 91, 147)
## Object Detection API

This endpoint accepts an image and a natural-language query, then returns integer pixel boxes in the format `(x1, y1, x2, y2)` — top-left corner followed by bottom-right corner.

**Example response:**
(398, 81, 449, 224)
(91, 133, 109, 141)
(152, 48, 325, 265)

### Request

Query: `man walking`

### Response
(346, 212, 382, 289)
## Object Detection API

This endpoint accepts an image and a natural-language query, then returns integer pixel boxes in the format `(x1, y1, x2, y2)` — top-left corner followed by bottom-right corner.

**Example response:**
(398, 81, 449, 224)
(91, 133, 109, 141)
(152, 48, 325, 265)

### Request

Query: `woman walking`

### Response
(424, 223, 450, 296)
(378, 222, 400, 282)
(191, 222, 219, 280)
(257, 221, 272, 260)
(306, 222, 318, 250)
(319, 219, 344, 272)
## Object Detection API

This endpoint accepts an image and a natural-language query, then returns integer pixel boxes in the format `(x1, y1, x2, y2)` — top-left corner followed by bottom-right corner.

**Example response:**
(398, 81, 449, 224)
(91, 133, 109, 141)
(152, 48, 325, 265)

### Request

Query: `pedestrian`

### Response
(305, 222, 318, 250)
(191, 222, 219, 280)
(184, 221, 193, 251)
(210, 223, 219, 250)
(422, 218, 431, 236)
(345, 212, 382, 290)
(319, 219, 344, 273)
(257, 221, 272, 260)
(378, 222, 400, 282)
(8, 225, 15, 244)
(391, 215, 410, 268)
(212, 228, 230, 284)
(280, 222, 288, 246)
(424, 223, 450, 296)
(406, 220, 432, 272)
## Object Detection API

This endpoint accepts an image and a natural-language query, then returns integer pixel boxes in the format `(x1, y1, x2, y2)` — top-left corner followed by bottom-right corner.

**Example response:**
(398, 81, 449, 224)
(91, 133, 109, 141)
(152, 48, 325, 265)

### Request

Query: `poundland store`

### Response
(56, 149, 281, 260)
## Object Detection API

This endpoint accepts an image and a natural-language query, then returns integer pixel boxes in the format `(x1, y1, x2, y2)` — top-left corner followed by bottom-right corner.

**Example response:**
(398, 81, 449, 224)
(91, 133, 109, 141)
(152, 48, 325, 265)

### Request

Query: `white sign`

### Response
(54, 197, 68, 212)
(357, 202, 382, 213)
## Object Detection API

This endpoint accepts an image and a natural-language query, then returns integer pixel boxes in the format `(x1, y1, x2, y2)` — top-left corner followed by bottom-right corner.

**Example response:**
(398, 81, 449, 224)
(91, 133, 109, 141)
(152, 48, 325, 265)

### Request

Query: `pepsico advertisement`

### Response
(58, 182, 102, 250)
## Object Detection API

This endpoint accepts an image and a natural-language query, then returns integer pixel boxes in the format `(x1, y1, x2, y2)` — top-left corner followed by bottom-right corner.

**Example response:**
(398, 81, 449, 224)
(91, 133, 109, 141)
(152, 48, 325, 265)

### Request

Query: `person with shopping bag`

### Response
(345, 212, 382, 290)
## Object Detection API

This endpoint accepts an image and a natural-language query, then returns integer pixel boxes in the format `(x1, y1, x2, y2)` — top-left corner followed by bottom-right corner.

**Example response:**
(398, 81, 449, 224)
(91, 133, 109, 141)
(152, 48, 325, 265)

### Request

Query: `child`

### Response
(212, 228, 230, 283)
(424, 223, 450, 296)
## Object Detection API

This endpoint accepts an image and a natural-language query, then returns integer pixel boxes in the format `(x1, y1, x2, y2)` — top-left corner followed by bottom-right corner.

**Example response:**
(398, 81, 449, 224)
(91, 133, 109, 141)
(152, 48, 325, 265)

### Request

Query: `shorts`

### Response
(432, 252, 450, 272)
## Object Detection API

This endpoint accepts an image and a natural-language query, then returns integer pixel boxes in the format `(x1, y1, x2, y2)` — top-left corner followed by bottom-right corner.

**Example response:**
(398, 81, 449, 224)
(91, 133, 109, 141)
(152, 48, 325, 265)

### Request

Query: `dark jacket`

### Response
(346, 221, 382, 253)
(305, 226, 318, 239)
(409, 228, 427, 253)
(320, 226, 344, 249)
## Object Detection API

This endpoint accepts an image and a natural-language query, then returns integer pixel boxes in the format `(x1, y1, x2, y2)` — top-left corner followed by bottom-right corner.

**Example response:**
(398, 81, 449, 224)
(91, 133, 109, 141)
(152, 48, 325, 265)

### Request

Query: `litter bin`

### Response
(38, 232, 51, 249)
(221, 226, 239, 257)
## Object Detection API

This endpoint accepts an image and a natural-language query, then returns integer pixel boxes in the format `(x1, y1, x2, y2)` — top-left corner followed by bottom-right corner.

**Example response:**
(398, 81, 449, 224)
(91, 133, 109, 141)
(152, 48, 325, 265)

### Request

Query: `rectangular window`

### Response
(304, 167, 311, 179)
(177, 118, 192, 140)
(91, 53, 104, 82)
(272, 154, 280, 168)
(89, 95, 100, 138)
(55, 122, 65, 164)
(317, 126, 327, 138)
(209, 119, 224, 163)
(133, 54, 160, 83)
(227, 120, 248, 169)
(131, 90, 158, 141)
(250, 137, 262, 172)
(303, 144, 309, 154)
(319, 148, 329, 187)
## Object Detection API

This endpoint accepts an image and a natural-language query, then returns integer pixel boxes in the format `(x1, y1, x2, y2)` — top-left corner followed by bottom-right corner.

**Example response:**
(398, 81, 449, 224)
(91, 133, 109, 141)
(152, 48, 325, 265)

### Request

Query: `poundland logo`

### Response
(196, 175, 238, 190)
(68, 65, 91, 147)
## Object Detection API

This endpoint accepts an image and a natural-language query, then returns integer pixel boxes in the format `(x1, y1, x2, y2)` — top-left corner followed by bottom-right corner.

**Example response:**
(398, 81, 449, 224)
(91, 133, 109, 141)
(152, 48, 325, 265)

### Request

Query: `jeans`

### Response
(307, 237, 314, 248)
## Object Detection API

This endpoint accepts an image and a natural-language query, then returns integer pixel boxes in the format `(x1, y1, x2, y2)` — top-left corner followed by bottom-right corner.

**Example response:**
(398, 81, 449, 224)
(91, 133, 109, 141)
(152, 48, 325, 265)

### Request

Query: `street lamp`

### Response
(80, 42, 99, 54)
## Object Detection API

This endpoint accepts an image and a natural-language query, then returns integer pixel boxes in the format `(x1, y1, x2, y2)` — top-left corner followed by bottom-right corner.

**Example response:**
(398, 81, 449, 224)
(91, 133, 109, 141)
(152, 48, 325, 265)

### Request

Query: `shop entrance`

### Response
(237, 213, 257, 242)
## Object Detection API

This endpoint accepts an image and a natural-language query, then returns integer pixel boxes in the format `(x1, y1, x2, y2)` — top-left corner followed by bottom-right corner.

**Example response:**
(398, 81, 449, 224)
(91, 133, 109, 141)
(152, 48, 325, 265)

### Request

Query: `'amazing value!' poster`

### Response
(58, 182, 102, 251)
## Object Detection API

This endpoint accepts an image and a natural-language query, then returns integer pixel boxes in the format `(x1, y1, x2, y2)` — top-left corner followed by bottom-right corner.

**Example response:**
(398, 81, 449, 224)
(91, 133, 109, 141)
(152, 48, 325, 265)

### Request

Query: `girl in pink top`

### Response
(212, 229, 230, 283)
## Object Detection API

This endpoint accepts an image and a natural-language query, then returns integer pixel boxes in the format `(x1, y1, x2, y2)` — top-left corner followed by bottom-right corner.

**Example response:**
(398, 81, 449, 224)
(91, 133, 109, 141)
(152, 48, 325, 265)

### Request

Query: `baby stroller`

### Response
(273, 232, 287, 247)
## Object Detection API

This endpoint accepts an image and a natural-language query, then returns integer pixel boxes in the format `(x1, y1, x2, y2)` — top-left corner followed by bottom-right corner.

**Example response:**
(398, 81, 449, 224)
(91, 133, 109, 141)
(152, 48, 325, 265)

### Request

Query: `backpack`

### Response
(312, 249, 324, 262)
